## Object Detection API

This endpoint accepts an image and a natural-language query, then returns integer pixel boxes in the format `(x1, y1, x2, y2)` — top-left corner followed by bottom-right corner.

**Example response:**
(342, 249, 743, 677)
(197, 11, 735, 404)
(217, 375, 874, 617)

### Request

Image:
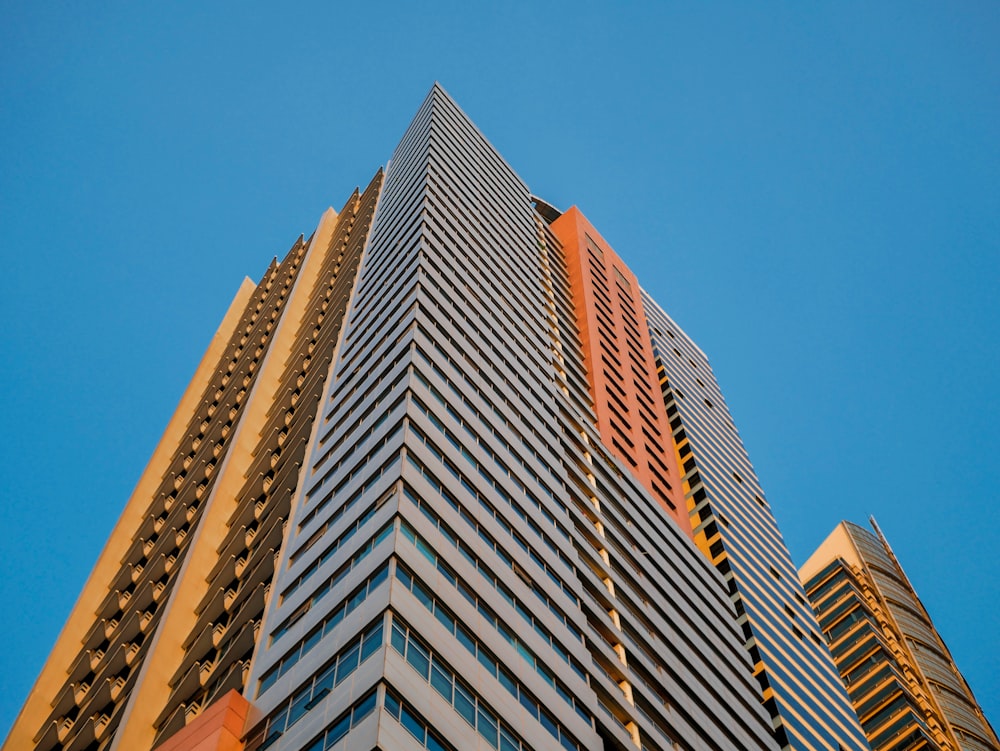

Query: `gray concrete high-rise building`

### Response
(7, 84, 869, 751)
(242, 82, 778, 751)
(644, 304, 872, 751)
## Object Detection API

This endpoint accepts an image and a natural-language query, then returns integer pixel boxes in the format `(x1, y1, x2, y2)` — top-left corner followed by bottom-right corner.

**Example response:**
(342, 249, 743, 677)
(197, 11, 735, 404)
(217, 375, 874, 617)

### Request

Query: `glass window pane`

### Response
(406, 639, 430, 679)
(400, 705, 425, 742)
(396, 567, 413, 589)
(326, 716, 350, 746)
(416, 537, 436, 563)
(384, 691, 401, 720)
(353, 691, 377, 723)
(454, 684, 476, 726)
(303, 627, 322, 653)
(477, 649, 497, 676)
(431, 661, 453, 701)
(456, 624, 476, 655)
(500, 727, 519, 751)
(497, 668, 517, 697)
(324, 608, 343, 636)
(478, 706, 499, 748)
(414, 580, 434, 610)
(288, 691, 310, 727)
(369, 563, 389, 589)
(434, 605, 455, 633)
(258, 670, 277, 696)
(427, 730, 448, 751)
(348, 587, 366, 611)
(519, 691, 537, 719)
(391, 622, 407, 654)
(335, 643, 360, 683)
(314, 663, 336, 694)
(539, 708, 558, 738)
(360, 623, 383, 662)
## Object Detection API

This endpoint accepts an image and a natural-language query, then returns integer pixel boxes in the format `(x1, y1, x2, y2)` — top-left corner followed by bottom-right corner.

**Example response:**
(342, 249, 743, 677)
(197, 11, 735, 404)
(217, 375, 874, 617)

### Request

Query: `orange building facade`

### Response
(550, 207, 693, 539)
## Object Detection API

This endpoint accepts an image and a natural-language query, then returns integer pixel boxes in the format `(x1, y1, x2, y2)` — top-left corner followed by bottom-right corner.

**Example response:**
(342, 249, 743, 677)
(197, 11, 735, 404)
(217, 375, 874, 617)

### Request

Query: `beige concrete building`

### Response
(4, 174, 383, 751)
(801, 521, 999, 751)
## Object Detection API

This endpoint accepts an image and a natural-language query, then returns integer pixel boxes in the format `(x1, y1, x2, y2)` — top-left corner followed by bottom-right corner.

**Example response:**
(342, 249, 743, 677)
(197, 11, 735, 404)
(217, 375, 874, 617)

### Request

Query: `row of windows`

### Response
(407, 418, 573, 577)
(383, 686, 453, 751)
(422, 190, 547, 360)
(297, 436, 402, 534)
(353, 200, 421, 305)
(394, 560, 591, 721)
(396, 502, 585, 672)
(402, 464, 574, 610)
(258, 530, 391, 695)
(314, 345, 408, 464)
(426, 130, 528, 243)
(408, 383, 573, 572)
(390, 618, 582, 751)
(422, 201, 537, 342)
(413, 347, 562, 505)
(286, 480, 385, 596)
(415, 243, 556, 444)
(341, 254, 418, 357)
(305, 402, 404, 505)
(413, 341, 561, 488)
(289, 488, 381, 574)
(256, 620, 383, 748)
(254, 686, 377, 751)
(273, 512, 392, 639)
(427, 92, 528, 211)
(424, 131, 533, 270)
(335, 274, 416, 382)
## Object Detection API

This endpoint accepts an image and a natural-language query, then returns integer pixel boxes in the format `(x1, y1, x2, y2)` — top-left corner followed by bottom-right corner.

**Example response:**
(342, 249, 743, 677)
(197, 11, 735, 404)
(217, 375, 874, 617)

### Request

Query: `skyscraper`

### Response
(801, 520, 1000, 751)
(642, 304, 871, 751)
(3, 173, 383, 751)
(7, 84, 863, 751)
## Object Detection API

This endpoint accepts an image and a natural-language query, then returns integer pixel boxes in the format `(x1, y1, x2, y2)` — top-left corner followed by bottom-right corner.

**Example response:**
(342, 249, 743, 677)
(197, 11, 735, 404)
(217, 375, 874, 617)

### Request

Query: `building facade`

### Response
(7, 84, 876, 751)
(4, 175, 383, 751)
(801, 520, 1000, 751)
(642, 303, 872, 751)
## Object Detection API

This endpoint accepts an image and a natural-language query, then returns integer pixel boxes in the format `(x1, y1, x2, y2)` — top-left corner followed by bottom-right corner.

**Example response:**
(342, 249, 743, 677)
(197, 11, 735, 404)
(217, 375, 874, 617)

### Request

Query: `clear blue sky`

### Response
(2, 1, 997, 740)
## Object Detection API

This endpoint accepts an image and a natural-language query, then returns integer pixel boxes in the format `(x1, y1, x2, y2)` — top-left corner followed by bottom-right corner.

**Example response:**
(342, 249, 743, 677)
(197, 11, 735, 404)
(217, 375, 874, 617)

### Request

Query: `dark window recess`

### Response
(774, 725, 789, 748)
(709, 540, 725, 559)
(683, 457, 697, 473)
(755, 671, 769, 693)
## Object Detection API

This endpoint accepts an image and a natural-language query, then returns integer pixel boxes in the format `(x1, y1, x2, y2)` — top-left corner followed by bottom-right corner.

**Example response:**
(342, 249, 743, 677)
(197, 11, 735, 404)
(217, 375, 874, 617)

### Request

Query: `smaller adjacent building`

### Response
(800, 520, 999, 751)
